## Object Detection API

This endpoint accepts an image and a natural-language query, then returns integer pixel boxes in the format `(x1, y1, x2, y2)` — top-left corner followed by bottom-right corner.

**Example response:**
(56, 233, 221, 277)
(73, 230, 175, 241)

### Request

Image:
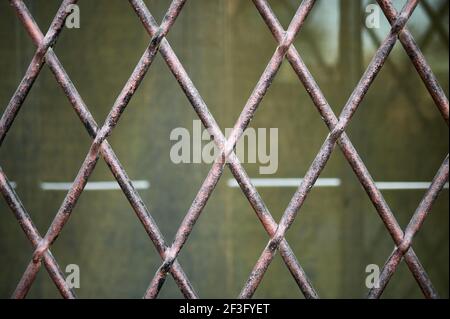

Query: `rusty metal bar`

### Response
(129, 0, 318, 299)
(377, 0, 449, 125)
(9, 0, 197, 299)
(368, 155, 449, 298)
(253, 0, 438, 298)
(0, 0, 77, 299)
(0, 0, 446, 299)
(0, 0, 77, 146)
(143, 0, 317, 299)
(368, 0, 449, 119)
(0, 167, 76, 298)
(365, 26, 428, 120)
(11, 0, 187, 299)
(239, 0, 420, 299)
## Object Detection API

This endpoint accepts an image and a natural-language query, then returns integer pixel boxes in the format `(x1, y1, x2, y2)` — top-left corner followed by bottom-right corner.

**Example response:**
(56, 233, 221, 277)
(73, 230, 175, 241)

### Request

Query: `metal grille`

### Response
(0, 0, 448, 299)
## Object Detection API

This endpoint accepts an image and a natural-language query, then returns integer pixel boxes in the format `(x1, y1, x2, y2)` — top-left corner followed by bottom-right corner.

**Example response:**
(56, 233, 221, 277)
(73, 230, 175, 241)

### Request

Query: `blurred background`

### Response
(0, 0, 448, 298)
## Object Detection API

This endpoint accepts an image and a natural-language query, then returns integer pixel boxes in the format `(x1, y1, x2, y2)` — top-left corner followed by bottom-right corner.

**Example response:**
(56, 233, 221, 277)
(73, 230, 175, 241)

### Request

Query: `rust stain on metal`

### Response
(0, 0, 447, 299)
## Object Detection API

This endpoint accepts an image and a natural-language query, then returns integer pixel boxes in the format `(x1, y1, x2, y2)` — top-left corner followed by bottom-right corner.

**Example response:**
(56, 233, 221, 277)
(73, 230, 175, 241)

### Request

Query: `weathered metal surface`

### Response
(141, 0, 318, 299)
(2, 0, 194, 299)
(6, 0, 196, 299)
(238, 0, 447, 299)
(252, 0, 442, 299)
(0, 0, 448, 299)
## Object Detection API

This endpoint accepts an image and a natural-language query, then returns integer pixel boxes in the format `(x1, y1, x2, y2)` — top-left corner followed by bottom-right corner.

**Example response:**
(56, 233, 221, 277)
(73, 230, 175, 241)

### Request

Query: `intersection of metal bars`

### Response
(0, 0, 448, 299)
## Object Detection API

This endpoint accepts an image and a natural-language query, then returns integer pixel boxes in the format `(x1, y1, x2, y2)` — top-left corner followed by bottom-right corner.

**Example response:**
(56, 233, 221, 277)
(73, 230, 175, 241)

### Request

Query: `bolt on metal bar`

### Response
(0, 167, 76, 298)
(253, 0, 439, 298)
(11, 0, 187, 299)
(239, 0, 420, 299)
(9, 0, 197, 299)
(143, 0, 317, 299)
(368, 155, 449, 298)
(129, 0, 318, 299)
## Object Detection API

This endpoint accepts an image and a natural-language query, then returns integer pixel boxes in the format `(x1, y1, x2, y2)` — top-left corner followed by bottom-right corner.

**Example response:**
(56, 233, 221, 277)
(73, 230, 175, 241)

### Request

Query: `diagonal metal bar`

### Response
(0, 0, 77, 299)
(0, 0, 77, 147)
(280, 0, 333, 75)
(365, 25, 428, 121)
(130, 0, 318, 299)
(368, 155, 449, 298)
(143, 0, 317, 299)
(368, 0, 449, 125)
(11, 0, 187, 299)
(254, 0, 438, 298)
(239, 0, 420, 299)
(1, 0, 445, 299)
(377, 0, 449, 125)
(8, 0, 197, 299)
(0, 167, 75, 298)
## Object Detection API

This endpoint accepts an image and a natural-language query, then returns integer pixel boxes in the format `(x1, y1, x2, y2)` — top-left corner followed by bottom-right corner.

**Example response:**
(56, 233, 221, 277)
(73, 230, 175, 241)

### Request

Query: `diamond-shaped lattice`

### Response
(0, 0, 448, 299)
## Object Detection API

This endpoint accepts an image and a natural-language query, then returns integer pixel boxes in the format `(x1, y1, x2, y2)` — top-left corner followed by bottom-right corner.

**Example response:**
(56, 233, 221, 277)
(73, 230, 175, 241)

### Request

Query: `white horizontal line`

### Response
(227, 178, 449, 190)
(374, 182, 449, 190)
(40, 180, 150, 191)
(227, 178, 341, 188)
